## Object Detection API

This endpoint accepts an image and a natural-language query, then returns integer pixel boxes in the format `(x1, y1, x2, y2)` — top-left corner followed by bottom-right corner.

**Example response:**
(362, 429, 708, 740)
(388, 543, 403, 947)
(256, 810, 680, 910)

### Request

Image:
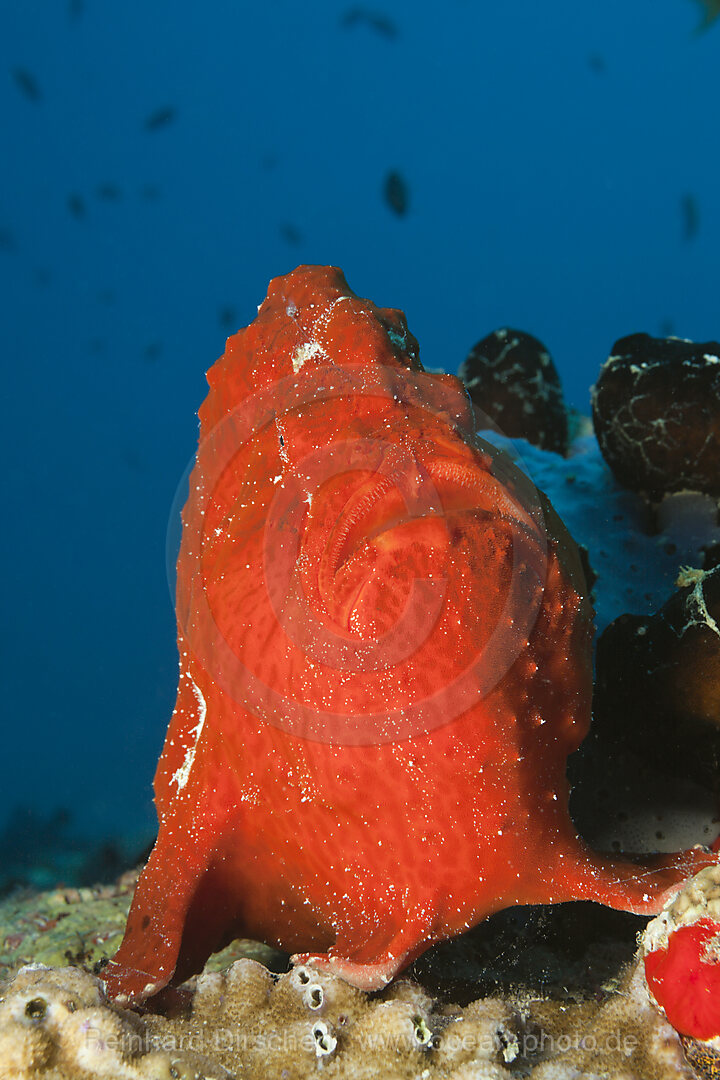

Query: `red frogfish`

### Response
(104, 266, 713, 1003)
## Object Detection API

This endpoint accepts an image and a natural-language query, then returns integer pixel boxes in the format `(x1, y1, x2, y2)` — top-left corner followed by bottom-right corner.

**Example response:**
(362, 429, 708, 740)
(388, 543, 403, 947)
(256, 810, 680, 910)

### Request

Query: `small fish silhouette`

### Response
(280, 222, 303, 246)
(693, 0, 720, 28)
(67, 193, 86, 219)
(0, 228, 17, 252)
(681, 193, 700, 241)
(144, 106, 176, 131)
(384, 170, 409, 216)
(218, 305, 237, 329)
(12, 68, 41, 102)
(143, 341, 163, 363)
(340, 7, 398, 38)
(96, 182, 122, 201)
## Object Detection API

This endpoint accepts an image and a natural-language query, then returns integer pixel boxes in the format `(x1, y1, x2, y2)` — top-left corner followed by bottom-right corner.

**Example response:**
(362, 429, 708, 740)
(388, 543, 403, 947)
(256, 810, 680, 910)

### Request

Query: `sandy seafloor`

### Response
(1, 429, 719, 1078)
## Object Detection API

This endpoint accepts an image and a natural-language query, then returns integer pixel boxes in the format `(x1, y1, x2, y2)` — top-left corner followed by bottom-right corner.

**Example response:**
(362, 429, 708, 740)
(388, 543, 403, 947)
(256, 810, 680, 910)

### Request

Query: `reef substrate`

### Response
(0, 892, 700, 1079)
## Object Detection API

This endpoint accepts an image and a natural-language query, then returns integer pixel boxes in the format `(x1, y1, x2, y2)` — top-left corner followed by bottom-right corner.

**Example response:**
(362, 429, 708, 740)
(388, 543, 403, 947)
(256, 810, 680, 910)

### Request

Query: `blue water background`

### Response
(1, 0, 718, 852)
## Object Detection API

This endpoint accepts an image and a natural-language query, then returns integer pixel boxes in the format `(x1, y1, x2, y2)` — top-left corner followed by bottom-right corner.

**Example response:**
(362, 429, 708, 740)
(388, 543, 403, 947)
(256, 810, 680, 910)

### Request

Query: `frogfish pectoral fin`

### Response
(546, 842, 717, 916)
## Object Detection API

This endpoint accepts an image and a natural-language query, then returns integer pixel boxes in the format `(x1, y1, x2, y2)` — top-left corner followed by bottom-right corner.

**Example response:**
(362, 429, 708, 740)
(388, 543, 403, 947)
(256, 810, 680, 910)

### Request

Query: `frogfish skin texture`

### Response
(104, 266, 713, 1004)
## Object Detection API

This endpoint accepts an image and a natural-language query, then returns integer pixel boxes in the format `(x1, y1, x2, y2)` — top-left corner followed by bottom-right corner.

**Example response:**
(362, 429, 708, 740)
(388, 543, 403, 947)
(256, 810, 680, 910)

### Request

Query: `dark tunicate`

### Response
(459, 328, 569, 455)
(592, 333, 720, 499)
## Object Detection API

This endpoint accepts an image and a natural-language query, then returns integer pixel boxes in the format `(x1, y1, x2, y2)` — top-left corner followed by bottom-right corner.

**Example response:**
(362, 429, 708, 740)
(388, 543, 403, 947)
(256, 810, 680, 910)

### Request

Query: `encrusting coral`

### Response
(0, 954, 703, 1079)
(0, 963, 230, 1079)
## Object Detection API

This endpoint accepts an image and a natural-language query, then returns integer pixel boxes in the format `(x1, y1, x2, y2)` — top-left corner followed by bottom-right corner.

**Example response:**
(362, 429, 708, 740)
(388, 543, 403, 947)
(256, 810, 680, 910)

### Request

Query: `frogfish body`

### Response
(105, 266, 713, 1004)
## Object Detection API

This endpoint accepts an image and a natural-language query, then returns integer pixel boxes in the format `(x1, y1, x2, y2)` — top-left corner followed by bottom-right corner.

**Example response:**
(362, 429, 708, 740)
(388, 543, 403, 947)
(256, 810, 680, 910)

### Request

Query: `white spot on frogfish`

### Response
(292, 340, 324, 373)
(171, 677, 207, 792)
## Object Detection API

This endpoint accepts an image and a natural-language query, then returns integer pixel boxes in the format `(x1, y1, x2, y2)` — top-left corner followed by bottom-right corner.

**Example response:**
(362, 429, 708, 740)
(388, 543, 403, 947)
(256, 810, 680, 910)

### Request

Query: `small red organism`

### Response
(103, 266, 715, 1005)
(643, 862, 720, 1041)
(645, 919, 720, 1040)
